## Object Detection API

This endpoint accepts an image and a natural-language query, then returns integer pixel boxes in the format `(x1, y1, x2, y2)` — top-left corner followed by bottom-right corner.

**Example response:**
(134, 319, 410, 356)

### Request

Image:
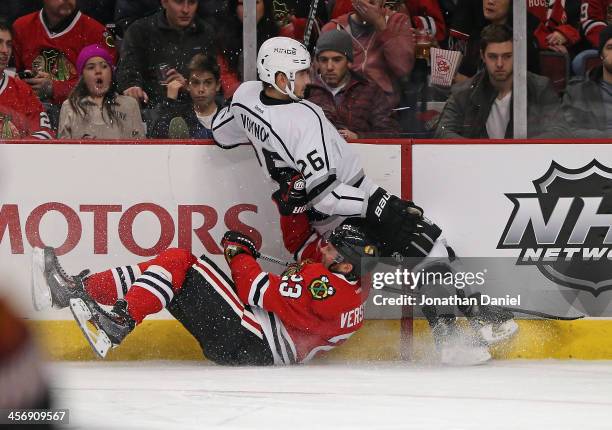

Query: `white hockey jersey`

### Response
(212, 81, 378, 233)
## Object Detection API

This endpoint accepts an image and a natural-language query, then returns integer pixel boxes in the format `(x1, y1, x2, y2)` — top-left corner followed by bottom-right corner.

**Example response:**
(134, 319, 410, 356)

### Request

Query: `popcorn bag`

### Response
(430, 48, 463, 87)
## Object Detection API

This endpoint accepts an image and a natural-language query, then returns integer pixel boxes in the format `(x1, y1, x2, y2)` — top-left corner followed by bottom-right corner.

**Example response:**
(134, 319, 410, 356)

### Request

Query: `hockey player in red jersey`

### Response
(12, 0, 116, 105)
(0, 19, 53, 139)
(581, 0, 612, 48)
(31, 217, 378, 364)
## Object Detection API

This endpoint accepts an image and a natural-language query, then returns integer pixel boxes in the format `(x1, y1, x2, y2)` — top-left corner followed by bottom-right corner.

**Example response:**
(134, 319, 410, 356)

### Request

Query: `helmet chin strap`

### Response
(271, 77, 301, 101)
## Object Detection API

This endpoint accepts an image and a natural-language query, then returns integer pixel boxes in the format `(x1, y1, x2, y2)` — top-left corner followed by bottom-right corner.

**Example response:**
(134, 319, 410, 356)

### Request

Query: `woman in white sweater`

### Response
(58, 45, 144, 139)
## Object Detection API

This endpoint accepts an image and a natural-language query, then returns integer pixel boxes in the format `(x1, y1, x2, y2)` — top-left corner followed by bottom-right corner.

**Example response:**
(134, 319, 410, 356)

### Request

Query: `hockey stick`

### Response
(303, 0, 321, 48)
(257, 252, 291, 267)
(500, 307, 584, 321)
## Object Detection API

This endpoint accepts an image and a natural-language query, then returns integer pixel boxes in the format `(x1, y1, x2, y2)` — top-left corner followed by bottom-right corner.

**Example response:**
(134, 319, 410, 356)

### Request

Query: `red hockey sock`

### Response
(84, 265, 144, 305)
(83, 271, 118, 305)
(124, 286, 163, 324)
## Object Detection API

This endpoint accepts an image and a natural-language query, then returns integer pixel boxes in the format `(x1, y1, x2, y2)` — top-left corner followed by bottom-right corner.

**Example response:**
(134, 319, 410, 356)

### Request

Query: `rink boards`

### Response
(2, 139, 612, 360)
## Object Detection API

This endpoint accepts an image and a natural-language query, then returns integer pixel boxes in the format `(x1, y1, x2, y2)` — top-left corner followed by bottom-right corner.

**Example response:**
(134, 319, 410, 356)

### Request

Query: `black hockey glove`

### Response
(271, 169, 308, 216)
(366, 188, 424, 247)
(221, 231, 259, 264)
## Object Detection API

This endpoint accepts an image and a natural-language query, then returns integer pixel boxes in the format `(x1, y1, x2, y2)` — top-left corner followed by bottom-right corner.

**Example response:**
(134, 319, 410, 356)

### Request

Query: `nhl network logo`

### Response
(498, 160, 612, 296)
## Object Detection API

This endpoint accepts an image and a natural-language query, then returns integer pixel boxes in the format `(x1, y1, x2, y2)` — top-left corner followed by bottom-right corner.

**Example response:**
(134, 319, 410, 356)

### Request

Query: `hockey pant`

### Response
(168, 255, 274, 366)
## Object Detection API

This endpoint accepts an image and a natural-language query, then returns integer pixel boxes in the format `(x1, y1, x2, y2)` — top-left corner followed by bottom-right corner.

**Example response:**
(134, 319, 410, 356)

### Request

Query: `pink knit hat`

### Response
(76, 44, 114, 75)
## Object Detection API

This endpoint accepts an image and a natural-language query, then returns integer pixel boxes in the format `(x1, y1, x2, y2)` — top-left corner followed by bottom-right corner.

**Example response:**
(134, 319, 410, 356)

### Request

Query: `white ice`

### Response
(47, 360, 611, 430)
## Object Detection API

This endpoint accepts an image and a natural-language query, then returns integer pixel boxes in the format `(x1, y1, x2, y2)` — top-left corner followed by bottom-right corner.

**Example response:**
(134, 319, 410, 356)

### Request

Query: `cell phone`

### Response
(17, 70, 35, 79)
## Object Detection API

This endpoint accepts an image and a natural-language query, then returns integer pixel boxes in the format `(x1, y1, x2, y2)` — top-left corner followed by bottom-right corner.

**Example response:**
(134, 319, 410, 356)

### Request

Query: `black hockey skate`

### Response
(31, 247, 90, 311)
(468, 302, 518, 345)
(70, 298, 135, 358)
(431, 316, 491, 366)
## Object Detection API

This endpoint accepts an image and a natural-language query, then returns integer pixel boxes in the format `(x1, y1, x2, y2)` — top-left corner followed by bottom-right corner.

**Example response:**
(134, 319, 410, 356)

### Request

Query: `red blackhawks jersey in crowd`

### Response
(581, 0, 612, 47)
(12, 10, 115, 105)
(228, 212, 369, 364)
(529, 0, 580, 49)
(0, 72, 53, 139)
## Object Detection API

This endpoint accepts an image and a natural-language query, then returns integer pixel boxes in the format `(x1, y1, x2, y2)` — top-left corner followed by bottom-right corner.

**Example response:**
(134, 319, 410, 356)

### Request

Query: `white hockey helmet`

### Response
(257, 36, 311, 101)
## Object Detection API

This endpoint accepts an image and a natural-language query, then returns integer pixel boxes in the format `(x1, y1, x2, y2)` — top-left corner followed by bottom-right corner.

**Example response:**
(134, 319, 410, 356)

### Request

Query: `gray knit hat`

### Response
(599, 24, 612, 54)
(315, 30, 354, 62)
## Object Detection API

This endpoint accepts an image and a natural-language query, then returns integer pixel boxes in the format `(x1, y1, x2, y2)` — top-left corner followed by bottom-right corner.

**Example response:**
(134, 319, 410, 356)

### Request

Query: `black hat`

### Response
(315, 30, 354, 62)
(599, 24, 612, 55)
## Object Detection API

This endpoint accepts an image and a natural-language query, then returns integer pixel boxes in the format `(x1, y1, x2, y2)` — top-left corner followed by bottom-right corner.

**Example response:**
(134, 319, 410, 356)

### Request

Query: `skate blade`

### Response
(31, 247, 52, 311)
(479, 320, 519, 345)
(69, 298, 112, 359)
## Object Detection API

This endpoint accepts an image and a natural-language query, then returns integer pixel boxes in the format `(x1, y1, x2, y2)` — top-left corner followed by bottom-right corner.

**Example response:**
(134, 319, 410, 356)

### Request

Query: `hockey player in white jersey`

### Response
(212, 36, 423, 247)
(212, 37, 517, 363)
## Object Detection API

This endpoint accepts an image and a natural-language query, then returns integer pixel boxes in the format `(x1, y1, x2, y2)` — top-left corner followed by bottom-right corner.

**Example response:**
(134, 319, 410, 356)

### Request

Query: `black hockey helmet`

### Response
(328, 219, 379, 281)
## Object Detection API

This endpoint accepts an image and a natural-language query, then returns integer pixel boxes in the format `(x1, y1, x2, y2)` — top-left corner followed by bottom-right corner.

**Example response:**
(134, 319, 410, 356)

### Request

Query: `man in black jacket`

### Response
(435, 24, 562, 139)
(116, 0, 215, 128)
(561, 25, 612, 138)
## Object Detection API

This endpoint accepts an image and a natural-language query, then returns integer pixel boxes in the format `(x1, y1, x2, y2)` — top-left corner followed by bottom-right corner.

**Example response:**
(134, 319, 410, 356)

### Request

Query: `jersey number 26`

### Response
(296, 150, 324, 179)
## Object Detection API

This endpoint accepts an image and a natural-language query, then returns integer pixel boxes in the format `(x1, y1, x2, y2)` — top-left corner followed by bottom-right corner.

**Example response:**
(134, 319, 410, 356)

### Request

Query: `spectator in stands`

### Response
(529, 0, 580, 55)
(574, 0, 610, 76)
(150, 53, 220, 138)
(12, 0, 116, 107)
(58, 44, 144, 139)
(581, 0, 611, 48)
(449, 0, 542, 80)
(322, 0, 415, 108)
(116, 0, 215, 128)
(216, 0, 288, 97)
(0, 18, 53, 140)
(330, 0, 446, 42)
(561, 25, 612, 137)
(435, 24, 561, 139)
(307, 30, 399, 139)
(114, 0, 219, 35)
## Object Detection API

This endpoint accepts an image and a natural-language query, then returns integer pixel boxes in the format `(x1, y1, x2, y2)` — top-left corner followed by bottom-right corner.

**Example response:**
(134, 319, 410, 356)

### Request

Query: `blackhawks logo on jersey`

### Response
(0, 113, 19, 138)
(309, 276, 335, 300)
(32, 48, 76, 82)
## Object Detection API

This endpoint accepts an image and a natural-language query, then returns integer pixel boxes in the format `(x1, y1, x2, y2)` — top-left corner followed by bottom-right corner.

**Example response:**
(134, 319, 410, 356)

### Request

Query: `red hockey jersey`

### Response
(581, 0, 612, 47)
(12, 10, 115, 105)
(0, 73, 53, 139)
(228, 213, 368, 364)
(529, 0, 580, 49)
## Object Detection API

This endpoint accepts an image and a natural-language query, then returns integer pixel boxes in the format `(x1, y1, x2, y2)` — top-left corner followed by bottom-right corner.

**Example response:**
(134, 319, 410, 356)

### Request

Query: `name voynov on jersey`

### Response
(212, 81, 378, 233)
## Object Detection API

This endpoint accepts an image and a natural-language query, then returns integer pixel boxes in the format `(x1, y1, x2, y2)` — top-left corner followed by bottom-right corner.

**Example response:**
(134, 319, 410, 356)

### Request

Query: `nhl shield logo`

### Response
(498, 160, 612, 296)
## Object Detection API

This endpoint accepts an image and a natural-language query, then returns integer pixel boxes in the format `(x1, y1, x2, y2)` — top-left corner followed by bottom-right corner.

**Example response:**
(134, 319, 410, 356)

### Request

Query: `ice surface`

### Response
(47, 360, 612, 430)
